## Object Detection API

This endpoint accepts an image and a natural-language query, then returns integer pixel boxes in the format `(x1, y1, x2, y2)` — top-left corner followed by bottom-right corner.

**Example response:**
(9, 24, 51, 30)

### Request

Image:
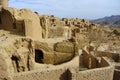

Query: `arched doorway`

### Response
(35, 49, 44, 63)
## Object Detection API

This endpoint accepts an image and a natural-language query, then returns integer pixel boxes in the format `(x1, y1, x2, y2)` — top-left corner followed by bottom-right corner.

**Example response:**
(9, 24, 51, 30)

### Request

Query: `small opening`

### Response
(34, 12, 38, 14)
(11, 55, 19, 72)
(0, 15, 2, 24)
(81, 19, 85, 22)
(53, 24, 56, 27)
(51, 19, 55, 22)
(13, 23, 16, 29)
(65, 21, 68, 24)
(35, 49, 44, 63)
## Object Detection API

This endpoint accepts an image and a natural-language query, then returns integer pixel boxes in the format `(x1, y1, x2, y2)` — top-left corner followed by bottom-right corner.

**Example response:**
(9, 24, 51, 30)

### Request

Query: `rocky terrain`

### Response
(91, 15, 120, 28)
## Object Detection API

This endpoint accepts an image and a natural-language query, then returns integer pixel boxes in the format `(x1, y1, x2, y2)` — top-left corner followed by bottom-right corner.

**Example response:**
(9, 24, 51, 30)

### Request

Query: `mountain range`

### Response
(91, 15, 120, 27)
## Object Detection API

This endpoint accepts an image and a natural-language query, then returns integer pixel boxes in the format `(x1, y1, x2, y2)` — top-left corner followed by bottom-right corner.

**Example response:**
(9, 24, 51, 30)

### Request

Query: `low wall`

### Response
(97, 57, 110, 67)
(113, 66, 120, 80)
(82, 50, 97, 69)
(97, 51, 119, 62)
(13, 67, 69, 80)
(13, 60, 114, 80)
(12, 49, 114, 80)
(113, 69, 120, 80)
(76, 65, 114, 80)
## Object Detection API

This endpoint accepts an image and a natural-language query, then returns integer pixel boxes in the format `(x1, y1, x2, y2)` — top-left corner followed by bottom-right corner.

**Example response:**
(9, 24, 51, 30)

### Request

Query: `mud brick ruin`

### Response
(0, 0, 120, 80)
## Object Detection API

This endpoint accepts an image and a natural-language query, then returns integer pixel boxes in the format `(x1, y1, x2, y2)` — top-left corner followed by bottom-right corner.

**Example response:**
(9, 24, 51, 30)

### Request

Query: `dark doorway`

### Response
(35, 49, 44, 63)
(13, 23, 16, 29)
(0, 15, 2, 24)
(11, 55, 20, 72)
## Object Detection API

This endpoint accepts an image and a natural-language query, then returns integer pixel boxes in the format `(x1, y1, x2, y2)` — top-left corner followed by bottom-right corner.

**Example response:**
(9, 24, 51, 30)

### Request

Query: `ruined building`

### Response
(0, 0, 8, 8)
(0, 0, 120, 80)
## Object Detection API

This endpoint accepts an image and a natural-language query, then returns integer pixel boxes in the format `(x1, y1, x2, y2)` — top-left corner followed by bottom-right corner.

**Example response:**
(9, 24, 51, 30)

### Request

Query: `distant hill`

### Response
(91, 15, 120, 28)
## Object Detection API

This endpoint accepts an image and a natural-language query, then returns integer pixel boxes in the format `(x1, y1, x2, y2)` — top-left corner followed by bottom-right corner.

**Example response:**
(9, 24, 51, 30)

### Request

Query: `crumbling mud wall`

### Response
(82, 50, 111, 69)
(34, 40, 77, 65)
(0, 7, 42, 40)
(0, 6, 118, 80)
(0, 32, 115, 80)
(82, 50, 97, 69)
(13, 58, 114, 80)
(76, 65, 114, 80)
(40, 15, 64, 38)
(0, 37, 35, 80)
(34, 41, 54, 64)
(0, 0, 8, 7)
(81, 44, 112, 69)
(113, 66, 120, 80)
(13, 67, 70, 80)
(0, 7, 101, 41)
(0, 8, 15, 31)
(10, 38, 35, 73)
(96, 51, 120, 62)
(70, 56, 114, 80)
(0, 48, 14, 80)
(97, 57, 110, 67)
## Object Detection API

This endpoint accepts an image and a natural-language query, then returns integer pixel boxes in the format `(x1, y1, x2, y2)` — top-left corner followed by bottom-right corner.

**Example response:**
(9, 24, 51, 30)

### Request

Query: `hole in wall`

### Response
(11, 55, 19, 72)
(35, 49, 44, 63)
(13, 23, 16, 29)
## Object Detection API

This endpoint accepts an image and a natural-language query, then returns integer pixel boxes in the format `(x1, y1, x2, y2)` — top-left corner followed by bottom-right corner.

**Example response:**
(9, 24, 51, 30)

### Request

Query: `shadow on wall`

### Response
(60, 69, 71, 80)
(113, 66, 120, 80)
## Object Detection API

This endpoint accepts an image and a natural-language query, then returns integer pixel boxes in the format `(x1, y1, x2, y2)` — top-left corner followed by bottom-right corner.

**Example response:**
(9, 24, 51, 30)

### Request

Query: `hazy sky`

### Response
(9, 0, 120, 19)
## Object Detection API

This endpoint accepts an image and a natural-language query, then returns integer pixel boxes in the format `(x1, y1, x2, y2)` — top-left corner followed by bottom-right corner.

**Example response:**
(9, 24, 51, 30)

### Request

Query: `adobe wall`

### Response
(34, 40, 77, 65)
(82, 50, 97, 69)
(0, 8, 25, 35)
(0, 37, 35, 80)
(0, 0, 8, 7)
(0, 8, 15, 31)
(13, 67, 69, 80)
(113, 69, 120, 80)
(96, 51, 120, 62)
(76, 65, 114, 80)
(40, 15, 64, 38)
(0, 8, 42, 40)
(97, 57, 110, 67)
(49, 26, 64, 38)
(113, 66, 120, 80)
(0, 48, 14, 80)
(13, 61, 114, 80)
(18, 9, 42, 41)
(78, 47, 114, 80)
(63, 26, 71, 39)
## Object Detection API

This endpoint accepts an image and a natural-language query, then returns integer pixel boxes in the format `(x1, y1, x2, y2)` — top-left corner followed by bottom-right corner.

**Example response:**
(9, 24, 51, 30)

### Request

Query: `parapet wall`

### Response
(76, 65, 114, 80)
(13, 64, 114, 80)
(97, 57, 110, 67)
(0, 0, 8, 7)
(82, 50, 97, 69)
(13, 56, 114, 80)
(113, 66, 120, 80)
(97, 51, 120, 62)
(114, 69, 120, 80)
(13, 67, 69, 80)
(0, 37, 35, 80)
